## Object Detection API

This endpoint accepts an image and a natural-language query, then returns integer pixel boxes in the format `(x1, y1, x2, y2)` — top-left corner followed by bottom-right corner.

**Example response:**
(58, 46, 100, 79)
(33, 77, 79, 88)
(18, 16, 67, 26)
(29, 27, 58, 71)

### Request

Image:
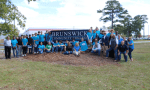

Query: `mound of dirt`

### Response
(23, 52, 121, 66)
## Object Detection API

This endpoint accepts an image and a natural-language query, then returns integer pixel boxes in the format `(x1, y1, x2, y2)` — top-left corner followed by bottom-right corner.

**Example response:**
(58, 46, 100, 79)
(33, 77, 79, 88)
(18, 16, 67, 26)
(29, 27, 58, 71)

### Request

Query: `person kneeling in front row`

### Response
(91, 40, 101, 56)
(73, 43, 81, 56)
(45, 42, 52, 53)
(118, 41, 128, 62)
(38, 42, 45, 54)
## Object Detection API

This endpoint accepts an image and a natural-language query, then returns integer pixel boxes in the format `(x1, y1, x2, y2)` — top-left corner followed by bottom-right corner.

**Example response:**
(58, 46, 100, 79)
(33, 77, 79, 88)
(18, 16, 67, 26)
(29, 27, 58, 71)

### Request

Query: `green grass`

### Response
(0, 43, 150, 90)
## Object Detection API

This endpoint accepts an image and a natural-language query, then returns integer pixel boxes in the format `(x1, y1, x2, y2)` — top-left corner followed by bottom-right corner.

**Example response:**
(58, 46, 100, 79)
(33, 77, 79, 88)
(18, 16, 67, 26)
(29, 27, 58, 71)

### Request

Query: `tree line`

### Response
(97, 0, 148, 37)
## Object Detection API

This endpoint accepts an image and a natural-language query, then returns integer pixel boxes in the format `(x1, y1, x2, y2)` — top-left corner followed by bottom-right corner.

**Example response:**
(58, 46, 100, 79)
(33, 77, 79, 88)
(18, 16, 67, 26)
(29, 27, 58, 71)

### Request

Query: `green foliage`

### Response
(0, 0, 26, 35)
(97, 0, 128, 25)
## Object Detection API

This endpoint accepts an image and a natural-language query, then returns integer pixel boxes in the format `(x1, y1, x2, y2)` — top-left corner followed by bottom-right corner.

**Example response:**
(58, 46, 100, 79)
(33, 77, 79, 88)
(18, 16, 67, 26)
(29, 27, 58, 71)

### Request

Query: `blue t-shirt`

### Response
(96, 31, 100, 36)
(128, 40, 134, 49)
(80, 41, 88, 51)
(118, 38, 123, 45)
(38, 45, 45, 50)
(58, 43, 64, 47)
(39, 35, 45, 42)
(74, 46, 80, 51)
(107, 33, 115, 37)
(99, 34, 104, 39)
(45, 33, 48, 41)
(92, 33, 97, 39)
(11, 39, 18, 47)
(22, 38, 28, 46)
(87, 32, 92, 40)
(72, 41, 78, 46)
(34, 36, 39, 45)
(53, 43, 59, 46)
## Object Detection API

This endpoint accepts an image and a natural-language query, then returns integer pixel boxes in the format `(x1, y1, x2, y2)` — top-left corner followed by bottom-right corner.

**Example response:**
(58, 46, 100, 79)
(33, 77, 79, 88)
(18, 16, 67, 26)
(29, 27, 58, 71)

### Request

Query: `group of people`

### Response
(4, 27, 134, 62)
(86, 27, 134, 62)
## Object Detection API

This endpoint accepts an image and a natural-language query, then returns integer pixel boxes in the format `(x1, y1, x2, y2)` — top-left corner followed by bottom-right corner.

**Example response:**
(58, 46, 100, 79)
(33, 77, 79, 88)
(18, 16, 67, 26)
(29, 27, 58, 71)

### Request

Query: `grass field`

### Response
(0, 43, 150, 90)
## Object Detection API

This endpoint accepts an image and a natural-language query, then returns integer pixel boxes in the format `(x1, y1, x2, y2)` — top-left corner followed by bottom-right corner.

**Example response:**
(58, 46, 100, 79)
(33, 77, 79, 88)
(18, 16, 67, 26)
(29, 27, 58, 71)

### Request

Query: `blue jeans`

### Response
(128, 48, 133, 59)
(91, 49, 101, 56)
(106, 47, 118, 60)
(39, 49, 43, 54)
(58, 47, 64, 52)
(52, 47, 58, 52)
(45, 49, 51, 53)
(12, 47, 18, 57)
(118, 51, 128, 62)
(34, 44, 39, 53)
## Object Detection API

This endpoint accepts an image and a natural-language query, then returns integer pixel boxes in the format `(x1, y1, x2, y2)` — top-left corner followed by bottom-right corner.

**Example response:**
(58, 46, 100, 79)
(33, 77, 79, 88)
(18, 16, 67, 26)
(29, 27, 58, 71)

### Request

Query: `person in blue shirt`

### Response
(11, 36, 18, 58)
(72, 38, 79, 46)
(107, 29, 115, 37)
(52, 40, 59, 53)
(33, 33, 39, 54)
(47, 31, 54, 44)
(128, 37, 134, 61)
(64, 40, 69, 47)
(45, 30, 49, 42)
(38, 42, 45, 54)
(102, 31, 109, 56)
(73, 43, 81, 56)
(22, 35, 28, 56)
(118, 35, 123, 45)
(31, 34, 34, 53)
(86, 29, 93, 43)
(39, 31, 45, 44)
(58, 40, 65, 53)
(80, 38, 88, 53)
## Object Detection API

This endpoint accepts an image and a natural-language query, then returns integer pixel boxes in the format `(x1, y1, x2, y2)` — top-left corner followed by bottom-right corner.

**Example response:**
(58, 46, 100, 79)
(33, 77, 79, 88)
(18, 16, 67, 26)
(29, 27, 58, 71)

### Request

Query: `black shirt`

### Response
(118, 44, 128, 52)
(66, 45, 73, 51)
(17, 39, 22, 45)
(28, 38, 33, 45)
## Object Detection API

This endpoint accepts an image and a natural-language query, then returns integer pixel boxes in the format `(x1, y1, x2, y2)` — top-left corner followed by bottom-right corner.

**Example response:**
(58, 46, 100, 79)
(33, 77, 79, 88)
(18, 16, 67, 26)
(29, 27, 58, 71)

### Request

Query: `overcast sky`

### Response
(11, 0, 150, 35)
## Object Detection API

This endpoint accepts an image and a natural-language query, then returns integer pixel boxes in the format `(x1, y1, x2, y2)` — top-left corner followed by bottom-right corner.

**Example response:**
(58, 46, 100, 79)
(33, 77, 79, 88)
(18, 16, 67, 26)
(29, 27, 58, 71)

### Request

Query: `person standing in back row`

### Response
(11, 36, 18, 58)
(33, 33, 39, 54)
(28, 35, 33, 54)
(102, 31, 109, 56)
(22, 35, 28, 56)
(4, 36, 11, 59)
(17, 36, 23, 56)
(106, 34, 118, 61)
(128, 37, 134, 61)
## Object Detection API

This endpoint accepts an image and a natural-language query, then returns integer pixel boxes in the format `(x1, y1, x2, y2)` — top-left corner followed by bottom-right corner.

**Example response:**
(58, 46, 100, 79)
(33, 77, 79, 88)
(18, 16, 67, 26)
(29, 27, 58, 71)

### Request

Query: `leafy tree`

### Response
(97, 0, 128, 29)
(0, 0, 26, 35)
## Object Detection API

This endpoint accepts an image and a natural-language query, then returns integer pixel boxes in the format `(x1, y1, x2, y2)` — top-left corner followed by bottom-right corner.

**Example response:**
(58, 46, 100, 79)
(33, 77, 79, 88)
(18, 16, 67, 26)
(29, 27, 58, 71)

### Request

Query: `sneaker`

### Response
(22, 55, 24, 57)
(24, 54, 26, 56)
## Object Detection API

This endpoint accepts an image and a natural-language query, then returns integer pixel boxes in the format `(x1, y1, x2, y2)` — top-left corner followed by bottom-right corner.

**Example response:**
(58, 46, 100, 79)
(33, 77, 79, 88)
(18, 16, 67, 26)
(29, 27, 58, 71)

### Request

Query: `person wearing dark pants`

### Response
(45, 42, 52, 53)
(11, 36, 18, 58)
(118, 41, 128, 62)
(128, 37, 134, 61)
(102, 31, 109, 56)
(26, 35, 28, 54)
(22, 35, 28, 56)
(17, 36, 23, 56)
(52, 40, 59, 53)
(91, 40, 101, 56)
(28, 35, 34, 54)
(58, 40, 65, 53)
(106, 34, 118, 62)
(33, 33, 39, 54)
(4, 36, 11, 59)
(38, 42, 45, 54)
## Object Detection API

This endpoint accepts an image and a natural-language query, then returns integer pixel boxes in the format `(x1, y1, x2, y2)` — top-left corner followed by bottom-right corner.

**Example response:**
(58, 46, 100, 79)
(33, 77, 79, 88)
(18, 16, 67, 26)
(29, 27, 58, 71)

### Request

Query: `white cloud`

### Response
(41, 0, 59, 2)
(24, 0, 39, 9)
(16, 0, 150, 35)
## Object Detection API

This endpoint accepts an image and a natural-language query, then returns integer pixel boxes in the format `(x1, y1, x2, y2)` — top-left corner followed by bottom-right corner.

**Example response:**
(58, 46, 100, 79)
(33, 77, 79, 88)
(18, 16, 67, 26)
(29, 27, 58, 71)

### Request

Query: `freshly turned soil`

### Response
(23, 52, 121, 66)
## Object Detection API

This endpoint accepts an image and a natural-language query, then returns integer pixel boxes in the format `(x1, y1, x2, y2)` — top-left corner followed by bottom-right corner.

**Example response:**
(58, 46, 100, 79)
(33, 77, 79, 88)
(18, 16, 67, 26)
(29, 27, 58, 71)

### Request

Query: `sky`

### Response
(11, 0, 150, 35)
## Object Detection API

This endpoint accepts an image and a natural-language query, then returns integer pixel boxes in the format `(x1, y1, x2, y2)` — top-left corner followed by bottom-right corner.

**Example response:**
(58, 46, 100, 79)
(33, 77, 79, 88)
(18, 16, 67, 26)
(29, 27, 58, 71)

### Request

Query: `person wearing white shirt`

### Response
(91, 40, 101, 56)
(106, 34, 118, 61)
(4, 36, 11, 59)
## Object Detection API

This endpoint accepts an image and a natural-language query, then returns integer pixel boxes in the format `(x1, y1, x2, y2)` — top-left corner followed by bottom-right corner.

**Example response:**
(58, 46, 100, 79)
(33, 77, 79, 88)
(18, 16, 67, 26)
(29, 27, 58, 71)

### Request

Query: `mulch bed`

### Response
(23, 52, 121, 66)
